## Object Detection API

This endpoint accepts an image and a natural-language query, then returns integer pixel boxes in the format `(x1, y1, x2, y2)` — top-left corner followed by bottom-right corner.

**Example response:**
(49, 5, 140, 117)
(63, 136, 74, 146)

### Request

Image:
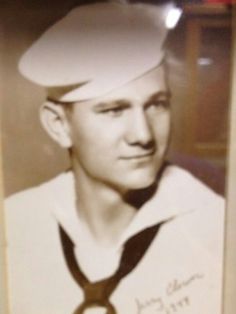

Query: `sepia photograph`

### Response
(0, 1, 235, 313)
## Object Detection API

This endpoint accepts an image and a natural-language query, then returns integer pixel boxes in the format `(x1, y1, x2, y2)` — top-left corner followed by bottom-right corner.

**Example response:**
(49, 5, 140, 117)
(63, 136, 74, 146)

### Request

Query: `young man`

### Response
(5, 2, 224, 314)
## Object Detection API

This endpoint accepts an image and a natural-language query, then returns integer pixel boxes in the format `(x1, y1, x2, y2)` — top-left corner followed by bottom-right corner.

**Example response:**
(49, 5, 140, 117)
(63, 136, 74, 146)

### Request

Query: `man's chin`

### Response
(120, 170, 158, 191)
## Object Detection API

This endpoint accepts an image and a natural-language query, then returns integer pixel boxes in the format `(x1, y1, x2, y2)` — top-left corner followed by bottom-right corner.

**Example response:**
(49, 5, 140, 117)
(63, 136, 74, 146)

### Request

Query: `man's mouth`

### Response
(121, 151, 155, 160)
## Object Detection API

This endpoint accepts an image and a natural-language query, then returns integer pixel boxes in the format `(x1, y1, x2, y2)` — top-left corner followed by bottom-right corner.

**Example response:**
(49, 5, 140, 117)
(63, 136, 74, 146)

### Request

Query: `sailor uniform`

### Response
(5, 165, 224, 314)
(6, 4, 224, 313)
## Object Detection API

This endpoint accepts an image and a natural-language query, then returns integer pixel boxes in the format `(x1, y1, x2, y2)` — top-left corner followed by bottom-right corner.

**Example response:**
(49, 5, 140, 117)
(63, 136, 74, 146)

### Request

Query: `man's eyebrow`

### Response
(92, 99, 131, 111)
(147, 91, 172, 102)
(92, 91, 172, 111)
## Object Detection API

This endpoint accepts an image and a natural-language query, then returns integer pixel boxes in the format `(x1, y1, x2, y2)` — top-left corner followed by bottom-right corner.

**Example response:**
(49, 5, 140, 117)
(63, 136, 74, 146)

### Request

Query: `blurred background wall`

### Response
(0, 0, 232, 196)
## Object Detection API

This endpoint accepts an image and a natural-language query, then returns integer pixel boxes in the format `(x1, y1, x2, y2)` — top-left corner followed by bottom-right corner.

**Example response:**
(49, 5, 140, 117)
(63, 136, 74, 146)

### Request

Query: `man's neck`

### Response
(73, 167, 137, 247)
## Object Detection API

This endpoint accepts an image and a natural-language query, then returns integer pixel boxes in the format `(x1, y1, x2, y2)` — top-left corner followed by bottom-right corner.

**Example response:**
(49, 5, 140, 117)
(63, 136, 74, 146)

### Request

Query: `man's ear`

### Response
(40, 101, 72, 148)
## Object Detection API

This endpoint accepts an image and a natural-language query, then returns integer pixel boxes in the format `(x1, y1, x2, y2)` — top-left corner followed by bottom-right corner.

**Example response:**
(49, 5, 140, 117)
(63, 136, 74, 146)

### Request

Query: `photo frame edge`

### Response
(0, 4, 235, 314)
(223, 6, 236, 314)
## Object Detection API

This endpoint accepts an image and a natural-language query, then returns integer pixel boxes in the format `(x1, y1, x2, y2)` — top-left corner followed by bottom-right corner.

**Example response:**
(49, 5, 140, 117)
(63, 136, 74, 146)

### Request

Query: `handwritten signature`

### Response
(135, 273, 204, 314)
(166, 273, 204, 296)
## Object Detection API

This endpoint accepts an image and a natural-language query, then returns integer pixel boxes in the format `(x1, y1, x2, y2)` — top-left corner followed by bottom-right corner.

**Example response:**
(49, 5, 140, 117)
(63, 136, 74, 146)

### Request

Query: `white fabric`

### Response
(18, 2, 168, 102)
(4, 165, 225, 314)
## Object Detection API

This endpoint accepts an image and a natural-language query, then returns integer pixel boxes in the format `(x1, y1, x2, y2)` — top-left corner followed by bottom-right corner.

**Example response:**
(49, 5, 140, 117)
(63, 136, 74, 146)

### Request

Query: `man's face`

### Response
(67, 65, 171, 193)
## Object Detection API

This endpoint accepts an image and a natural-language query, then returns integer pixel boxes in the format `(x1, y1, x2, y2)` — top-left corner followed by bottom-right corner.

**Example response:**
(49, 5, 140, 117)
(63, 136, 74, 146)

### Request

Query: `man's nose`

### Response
(125, 109, 154, 146)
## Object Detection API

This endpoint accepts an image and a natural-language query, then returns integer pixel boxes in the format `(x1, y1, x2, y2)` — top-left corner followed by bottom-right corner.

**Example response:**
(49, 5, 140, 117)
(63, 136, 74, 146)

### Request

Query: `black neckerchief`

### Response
(59, 223, 162, 314)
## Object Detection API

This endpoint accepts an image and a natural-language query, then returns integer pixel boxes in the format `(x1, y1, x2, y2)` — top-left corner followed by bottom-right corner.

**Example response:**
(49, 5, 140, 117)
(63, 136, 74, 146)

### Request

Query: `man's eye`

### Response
(147, 100, 169, 110)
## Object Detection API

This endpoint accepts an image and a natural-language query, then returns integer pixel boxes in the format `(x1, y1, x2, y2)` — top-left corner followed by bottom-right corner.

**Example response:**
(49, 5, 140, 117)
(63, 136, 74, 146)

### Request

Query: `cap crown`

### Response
(19, 2, 168, 102)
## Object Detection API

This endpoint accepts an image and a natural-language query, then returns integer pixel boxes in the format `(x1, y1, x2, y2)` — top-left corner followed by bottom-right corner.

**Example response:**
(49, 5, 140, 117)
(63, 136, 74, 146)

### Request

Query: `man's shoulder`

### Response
(163, 164, 224, 208)
(5, 171, 72, 211)
(164, 165, 225, 260)
(4, 171, 73, 244)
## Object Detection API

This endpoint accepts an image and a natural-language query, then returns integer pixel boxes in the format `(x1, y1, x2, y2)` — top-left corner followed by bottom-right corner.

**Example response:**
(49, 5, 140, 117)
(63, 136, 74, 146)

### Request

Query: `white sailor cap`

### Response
(19, 2, 169, 102)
